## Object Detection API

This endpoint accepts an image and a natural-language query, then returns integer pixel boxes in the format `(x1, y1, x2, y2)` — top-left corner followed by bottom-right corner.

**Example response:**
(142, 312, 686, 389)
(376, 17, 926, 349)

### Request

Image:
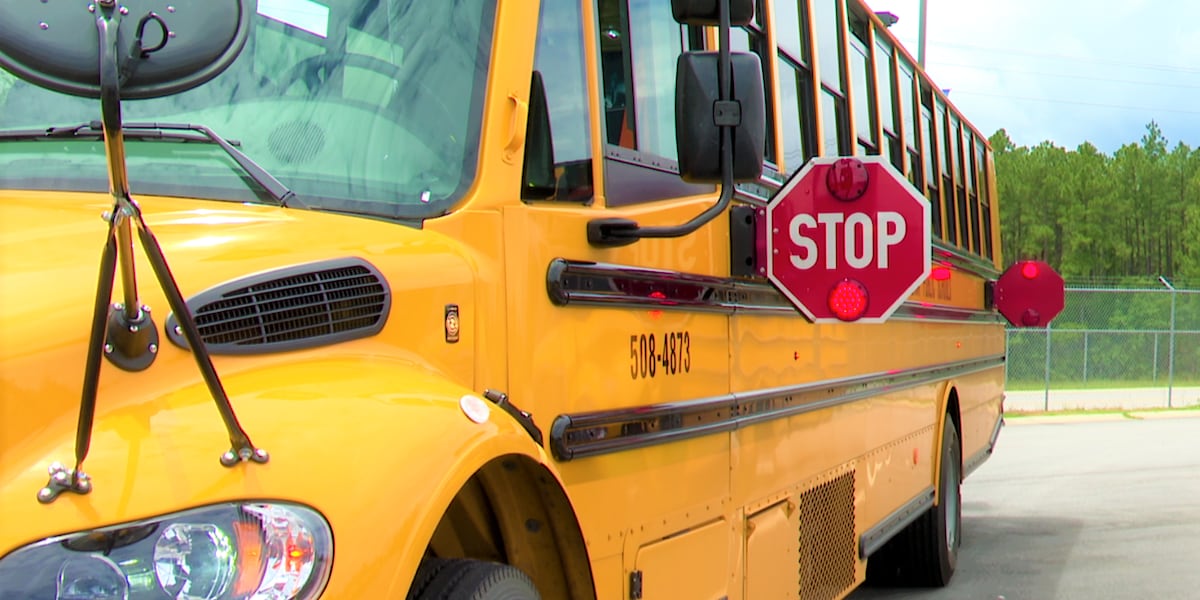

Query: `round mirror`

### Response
(0, 0, 251, 99)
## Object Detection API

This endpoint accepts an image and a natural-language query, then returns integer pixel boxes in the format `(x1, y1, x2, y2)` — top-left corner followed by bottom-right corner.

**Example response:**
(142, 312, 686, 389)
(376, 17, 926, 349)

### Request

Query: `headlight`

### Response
(0, 502, 332, 599)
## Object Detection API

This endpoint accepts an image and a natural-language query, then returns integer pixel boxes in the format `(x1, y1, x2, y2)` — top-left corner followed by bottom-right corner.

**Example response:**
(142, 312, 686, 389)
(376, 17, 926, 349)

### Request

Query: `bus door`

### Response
(500, 0, 735, 596)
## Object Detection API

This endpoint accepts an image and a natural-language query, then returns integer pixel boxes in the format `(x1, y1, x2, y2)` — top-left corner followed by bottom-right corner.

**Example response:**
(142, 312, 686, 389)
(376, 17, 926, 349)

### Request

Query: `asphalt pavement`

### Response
(850, 413, 1200, 600)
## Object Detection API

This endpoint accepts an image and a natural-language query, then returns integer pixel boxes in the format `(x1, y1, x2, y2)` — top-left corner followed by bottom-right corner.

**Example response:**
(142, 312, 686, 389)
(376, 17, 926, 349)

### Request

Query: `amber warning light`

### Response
(993, 260, 1065, 327)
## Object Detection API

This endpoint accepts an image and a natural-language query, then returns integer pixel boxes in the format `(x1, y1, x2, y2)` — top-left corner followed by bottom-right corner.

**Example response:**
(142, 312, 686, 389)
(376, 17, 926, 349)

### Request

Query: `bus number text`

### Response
(630, 332, 691, 379)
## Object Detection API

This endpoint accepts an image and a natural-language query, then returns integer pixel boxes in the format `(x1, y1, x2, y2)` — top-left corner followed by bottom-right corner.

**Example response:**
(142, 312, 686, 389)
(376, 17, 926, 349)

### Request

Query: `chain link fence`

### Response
(1005, 284, 1200, 412)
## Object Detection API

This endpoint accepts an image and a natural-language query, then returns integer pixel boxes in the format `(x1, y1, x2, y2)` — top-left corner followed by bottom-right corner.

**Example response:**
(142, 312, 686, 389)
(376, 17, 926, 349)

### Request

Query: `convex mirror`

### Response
(0, 0, 251, 99)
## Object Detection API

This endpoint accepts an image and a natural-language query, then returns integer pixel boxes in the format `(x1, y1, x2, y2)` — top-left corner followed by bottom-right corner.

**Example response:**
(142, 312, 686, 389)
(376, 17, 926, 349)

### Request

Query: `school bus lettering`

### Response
(629, 331, 691, 379)
(0, 0, 1061, 597)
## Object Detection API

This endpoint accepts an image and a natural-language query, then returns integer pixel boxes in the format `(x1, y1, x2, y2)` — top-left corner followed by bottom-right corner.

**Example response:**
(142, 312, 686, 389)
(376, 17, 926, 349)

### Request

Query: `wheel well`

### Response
(945, 388, 962, 472)
(425, 455, 595, 600)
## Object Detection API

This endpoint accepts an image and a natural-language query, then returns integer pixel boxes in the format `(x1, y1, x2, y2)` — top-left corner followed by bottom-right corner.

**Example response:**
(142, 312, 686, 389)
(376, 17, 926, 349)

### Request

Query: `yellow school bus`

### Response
(0, 0, 1058, 598)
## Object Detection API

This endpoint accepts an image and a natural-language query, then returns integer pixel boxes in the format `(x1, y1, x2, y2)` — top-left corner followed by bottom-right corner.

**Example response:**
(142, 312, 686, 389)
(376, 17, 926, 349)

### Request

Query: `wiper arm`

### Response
(0, 121, 299, 207)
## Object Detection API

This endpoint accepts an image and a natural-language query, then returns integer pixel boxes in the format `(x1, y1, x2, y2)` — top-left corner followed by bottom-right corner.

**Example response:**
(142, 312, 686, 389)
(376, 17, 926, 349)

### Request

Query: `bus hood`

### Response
(0, 189, 482, 517)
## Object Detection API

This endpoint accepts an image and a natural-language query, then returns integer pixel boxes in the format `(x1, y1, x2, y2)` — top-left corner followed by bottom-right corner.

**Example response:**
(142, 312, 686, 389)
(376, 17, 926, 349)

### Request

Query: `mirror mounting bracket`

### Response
(35, 4, 268, 503)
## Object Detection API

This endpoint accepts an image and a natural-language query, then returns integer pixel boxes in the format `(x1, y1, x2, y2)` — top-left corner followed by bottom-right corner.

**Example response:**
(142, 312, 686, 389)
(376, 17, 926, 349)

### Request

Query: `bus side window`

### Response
(596, 0, 712, 206)
(522, 0, 594, 203)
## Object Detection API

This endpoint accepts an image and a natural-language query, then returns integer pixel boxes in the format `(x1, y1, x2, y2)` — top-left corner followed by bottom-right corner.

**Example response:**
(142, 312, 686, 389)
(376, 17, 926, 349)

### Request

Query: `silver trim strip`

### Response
(546, 259, 1004, 324)
(964, 413, 1005, 478)
(859, 486, 936, 558)
(550, 354, 1006, 461)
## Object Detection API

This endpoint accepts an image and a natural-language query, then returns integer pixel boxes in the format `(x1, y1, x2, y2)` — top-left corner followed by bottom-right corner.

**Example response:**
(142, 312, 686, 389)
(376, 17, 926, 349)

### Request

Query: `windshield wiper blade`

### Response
(0, 121, 298, 207)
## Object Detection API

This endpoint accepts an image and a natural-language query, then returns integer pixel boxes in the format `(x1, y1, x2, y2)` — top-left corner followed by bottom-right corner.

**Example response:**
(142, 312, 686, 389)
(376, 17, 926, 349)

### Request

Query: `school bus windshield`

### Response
(0, 0, 496, 219)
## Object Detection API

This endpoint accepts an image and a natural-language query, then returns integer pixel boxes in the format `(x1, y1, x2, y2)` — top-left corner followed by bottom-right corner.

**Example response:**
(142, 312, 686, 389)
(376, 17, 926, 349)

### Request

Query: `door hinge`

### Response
(629, 570, 643, 600)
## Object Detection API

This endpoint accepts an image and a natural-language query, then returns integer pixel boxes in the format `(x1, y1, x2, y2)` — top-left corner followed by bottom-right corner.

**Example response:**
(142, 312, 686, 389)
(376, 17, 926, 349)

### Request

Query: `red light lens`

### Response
(931, 266, 952, 281)
(828, 279, 868, 321)
(1021, 262, 1039, 279)
(825, 158, 869, 202)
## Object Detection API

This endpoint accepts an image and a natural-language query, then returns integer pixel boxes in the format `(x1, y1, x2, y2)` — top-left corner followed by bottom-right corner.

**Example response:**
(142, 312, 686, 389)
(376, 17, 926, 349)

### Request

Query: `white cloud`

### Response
(871, 0, 1200, 152)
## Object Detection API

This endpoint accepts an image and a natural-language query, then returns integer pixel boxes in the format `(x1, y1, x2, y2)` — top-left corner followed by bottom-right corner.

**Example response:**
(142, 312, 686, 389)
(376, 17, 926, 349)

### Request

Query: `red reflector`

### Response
(1021, 262, 1039, 279)
(827, 279, 868, 321)
(825, 158, 869, 202)
(931, 266, 951, 281)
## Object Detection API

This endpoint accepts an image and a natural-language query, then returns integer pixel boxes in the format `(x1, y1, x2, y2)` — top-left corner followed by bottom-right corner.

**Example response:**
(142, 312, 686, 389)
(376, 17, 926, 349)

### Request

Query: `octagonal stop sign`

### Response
(993, 260, 1065, 327)
(765, 156, 931, 323)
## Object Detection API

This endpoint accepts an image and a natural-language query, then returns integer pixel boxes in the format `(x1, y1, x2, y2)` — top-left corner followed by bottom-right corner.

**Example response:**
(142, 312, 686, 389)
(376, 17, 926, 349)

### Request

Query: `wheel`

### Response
(866, 417, 962, 587)
(406, 558, 541, 600)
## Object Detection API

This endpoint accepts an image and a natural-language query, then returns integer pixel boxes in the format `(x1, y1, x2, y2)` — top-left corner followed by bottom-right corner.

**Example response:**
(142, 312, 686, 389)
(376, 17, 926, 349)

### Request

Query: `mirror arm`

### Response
(587, 0, 737, 248)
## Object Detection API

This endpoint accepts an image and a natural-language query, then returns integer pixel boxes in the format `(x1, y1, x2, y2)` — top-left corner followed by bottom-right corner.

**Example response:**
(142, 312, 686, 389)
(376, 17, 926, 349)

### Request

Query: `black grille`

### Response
(166, 258, 390, 354)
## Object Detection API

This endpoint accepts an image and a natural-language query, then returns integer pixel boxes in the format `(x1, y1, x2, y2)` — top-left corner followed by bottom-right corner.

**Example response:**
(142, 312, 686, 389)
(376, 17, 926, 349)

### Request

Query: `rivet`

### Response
(88, 4, 96, 13)
(39, 22, 49, 30)
(129, 324, 139, 333)
(167, 31, 176, 38)
(167, 5, 175, 12)
(148, 343, 158, 354)
(119, 6, 129, 15)
(174, 326, 183, 336)
(37, 488, 55, 503)
(114, 302, 124, 311)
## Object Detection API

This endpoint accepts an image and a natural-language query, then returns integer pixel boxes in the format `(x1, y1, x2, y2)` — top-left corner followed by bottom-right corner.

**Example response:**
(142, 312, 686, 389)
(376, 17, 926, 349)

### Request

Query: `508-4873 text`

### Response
(630, 332, 690, 379)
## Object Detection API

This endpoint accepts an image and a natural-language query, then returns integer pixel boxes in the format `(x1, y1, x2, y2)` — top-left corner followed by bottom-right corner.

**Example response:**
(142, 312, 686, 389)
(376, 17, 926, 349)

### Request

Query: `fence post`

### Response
(1168, 288, 1177, 409)
(1082, 330, 1089, 383)
(1153, 332, 1159, 382)
(1160, 277, 1177, 409)
(1043, 321, 1051, 411)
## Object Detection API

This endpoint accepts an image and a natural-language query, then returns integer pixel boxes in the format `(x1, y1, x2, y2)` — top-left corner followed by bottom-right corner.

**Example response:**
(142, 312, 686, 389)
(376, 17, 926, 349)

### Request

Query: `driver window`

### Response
(522, 0, 594, 203)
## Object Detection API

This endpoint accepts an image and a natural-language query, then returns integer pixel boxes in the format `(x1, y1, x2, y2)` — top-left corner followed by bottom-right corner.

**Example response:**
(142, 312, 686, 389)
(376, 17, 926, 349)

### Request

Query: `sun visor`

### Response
(0, 0, 251, 99)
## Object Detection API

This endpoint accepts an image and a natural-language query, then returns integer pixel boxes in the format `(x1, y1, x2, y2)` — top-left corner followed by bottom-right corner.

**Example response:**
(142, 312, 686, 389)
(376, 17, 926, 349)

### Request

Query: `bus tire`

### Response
(867, 418, 961, 587)
(407, 558, 541, 600)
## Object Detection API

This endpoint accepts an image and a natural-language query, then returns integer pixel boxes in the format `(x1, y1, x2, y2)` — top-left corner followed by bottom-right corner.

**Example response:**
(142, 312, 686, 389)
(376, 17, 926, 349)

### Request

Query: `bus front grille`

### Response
(166, 257, 390, 354)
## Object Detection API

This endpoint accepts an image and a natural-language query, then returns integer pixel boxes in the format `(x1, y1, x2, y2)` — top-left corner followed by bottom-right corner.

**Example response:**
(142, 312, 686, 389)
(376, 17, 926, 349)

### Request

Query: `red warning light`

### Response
(1021, 262, 1039, 279)
(825, 158, 869, 202)
(931, 265, 952, 281)
(827, 279, 869, 321)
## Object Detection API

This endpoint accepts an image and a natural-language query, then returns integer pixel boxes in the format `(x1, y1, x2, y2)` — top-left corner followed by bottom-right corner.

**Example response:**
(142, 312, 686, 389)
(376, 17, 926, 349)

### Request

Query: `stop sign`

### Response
(993, 260, 1065, 327)
(765, 156, 931, 323)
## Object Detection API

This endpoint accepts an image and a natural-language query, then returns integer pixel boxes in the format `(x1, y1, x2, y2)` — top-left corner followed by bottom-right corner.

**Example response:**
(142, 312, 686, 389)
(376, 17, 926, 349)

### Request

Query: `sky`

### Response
(873, 0, 1200, 154)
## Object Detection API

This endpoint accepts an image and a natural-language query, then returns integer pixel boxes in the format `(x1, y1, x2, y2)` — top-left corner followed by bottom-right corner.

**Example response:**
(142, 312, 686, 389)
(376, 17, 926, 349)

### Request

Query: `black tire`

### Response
(407, 558, 541, 600)
(866, 418, 962, 587)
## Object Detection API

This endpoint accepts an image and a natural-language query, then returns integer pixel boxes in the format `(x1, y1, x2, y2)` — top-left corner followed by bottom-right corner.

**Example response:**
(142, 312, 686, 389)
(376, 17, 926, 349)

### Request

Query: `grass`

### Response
(1005, 403, 1200, 419)
(1005, 379, 1200, 391)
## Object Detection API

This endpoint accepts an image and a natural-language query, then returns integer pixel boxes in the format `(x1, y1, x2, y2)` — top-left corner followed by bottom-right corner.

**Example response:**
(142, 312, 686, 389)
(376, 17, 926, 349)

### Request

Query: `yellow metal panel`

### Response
(746, 501, 800, 600)
(635, 518, 730, 600)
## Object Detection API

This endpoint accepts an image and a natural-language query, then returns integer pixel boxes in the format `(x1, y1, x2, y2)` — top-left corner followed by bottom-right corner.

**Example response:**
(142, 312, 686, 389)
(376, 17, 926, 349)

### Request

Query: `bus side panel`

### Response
(500, 204, 736, 589)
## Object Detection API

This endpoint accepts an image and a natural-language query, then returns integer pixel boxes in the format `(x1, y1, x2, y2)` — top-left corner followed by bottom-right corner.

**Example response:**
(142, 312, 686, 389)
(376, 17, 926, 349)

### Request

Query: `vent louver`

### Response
(165, 258, 390, 354)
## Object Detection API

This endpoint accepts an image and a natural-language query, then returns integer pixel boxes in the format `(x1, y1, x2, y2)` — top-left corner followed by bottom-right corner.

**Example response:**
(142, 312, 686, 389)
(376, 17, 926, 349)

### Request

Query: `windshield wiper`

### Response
(0, 120, 298, 207)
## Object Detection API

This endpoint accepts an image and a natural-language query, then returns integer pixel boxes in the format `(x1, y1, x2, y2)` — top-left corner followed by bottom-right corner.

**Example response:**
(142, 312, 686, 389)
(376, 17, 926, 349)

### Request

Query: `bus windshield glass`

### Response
(0, 0, 497, 220)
